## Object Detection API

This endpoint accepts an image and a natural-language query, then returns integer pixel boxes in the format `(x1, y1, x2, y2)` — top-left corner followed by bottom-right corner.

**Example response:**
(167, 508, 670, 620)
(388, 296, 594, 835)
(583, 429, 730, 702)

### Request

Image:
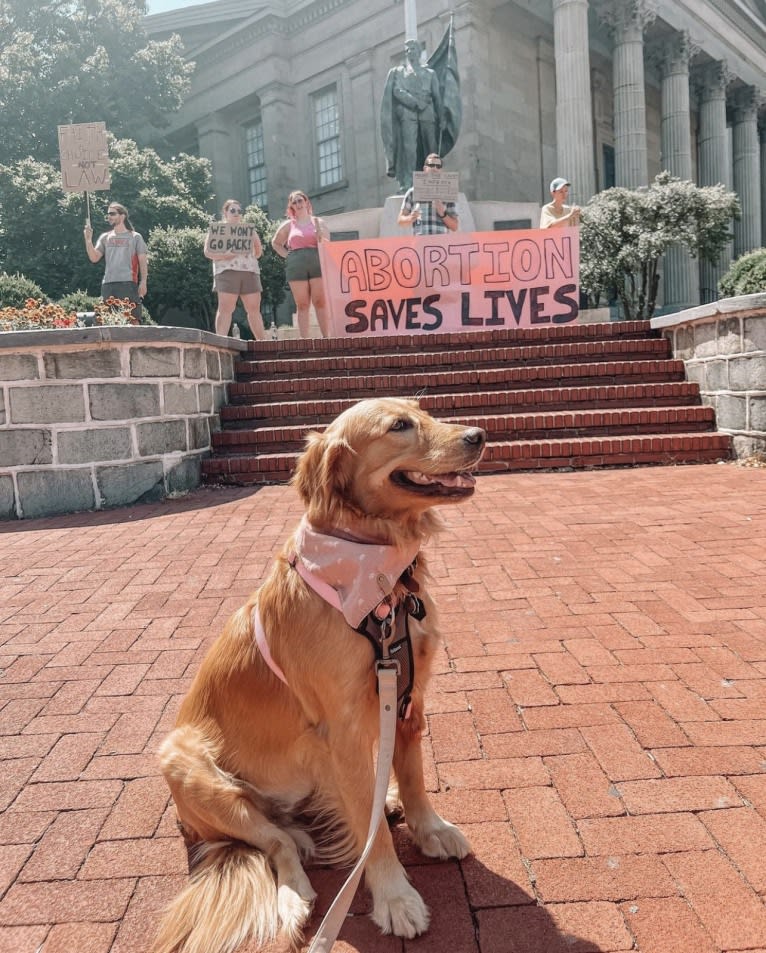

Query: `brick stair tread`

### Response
(202, 431, 732, 483)
(234, 338, 669, 378)
(212, 405, 716, 453)
(221, 381, 703, 424)
(227, 358, 686, 401)
(242, 320, 656, 358)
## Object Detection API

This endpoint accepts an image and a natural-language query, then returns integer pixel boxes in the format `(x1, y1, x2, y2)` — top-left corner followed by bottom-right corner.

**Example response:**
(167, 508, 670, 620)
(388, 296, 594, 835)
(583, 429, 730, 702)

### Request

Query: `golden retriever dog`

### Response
(152, 397, 485, 953)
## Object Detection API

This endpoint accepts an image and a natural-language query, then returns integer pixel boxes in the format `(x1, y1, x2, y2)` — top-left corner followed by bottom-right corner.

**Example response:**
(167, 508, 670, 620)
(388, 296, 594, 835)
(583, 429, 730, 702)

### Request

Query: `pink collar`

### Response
(290, 517, 420, 628)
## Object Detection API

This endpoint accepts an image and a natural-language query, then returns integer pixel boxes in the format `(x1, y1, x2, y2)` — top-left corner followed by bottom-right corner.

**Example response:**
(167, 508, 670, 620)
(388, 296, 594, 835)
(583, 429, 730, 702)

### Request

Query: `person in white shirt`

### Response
(540, 177, 581, 229)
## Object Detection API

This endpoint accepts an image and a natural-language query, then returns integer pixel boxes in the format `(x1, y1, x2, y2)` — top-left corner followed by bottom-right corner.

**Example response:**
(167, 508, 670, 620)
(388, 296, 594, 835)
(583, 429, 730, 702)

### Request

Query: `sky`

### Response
(147, 0, 211, 14)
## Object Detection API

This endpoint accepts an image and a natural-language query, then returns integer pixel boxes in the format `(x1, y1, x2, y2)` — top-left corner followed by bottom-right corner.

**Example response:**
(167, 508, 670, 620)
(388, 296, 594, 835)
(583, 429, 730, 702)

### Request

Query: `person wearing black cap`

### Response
(540, 177, 581, 229)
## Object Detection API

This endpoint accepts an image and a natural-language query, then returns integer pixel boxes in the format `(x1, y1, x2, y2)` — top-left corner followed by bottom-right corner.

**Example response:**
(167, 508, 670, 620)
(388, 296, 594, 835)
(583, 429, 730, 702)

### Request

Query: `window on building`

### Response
(245, 120, 268, 210)
(313, 86, 343, 187)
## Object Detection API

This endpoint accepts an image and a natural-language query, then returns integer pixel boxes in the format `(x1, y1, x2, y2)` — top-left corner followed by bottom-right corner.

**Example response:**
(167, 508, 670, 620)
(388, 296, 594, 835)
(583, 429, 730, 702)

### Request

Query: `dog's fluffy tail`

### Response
(151, 840, 278, 953)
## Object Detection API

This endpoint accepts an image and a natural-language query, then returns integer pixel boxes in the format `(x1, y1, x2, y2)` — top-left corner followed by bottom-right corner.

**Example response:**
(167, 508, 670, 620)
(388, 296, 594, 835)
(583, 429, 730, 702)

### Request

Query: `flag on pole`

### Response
(428, 17, 461, 158)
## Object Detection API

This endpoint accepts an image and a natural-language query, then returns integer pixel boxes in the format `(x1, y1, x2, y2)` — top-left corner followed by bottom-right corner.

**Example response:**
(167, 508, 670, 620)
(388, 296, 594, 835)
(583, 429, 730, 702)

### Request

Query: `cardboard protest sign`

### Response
(319, 227, 580, 336)
(58, 122, 110, 192)
(206, 222, 259, 254)
(412, 171, 459, 203)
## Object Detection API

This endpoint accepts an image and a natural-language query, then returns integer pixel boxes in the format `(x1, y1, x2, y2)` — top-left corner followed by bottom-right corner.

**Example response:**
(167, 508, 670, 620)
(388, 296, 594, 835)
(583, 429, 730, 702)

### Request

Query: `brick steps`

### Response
(234, 336, 670, 379)
(220, 381, 705, 426)
(203, 432, 733, 484)
(231, 320, 657, 358)
(227, 358, 687, 403)
(212, 406, 717, 456)
(202, 322, 733, 485)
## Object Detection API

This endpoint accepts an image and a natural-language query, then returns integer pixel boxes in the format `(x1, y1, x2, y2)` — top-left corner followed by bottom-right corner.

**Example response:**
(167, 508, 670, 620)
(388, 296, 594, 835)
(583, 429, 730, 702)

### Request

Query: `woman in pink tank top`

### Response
(272, 190, 330, 337)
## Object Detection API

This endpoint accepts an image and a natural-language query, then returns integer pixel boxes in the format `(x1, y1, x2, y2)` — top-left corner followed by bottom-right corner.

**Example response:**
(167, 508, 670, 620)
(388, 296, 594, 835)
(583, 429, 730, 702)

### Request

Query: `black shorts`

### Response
(285, 247, 321, 281)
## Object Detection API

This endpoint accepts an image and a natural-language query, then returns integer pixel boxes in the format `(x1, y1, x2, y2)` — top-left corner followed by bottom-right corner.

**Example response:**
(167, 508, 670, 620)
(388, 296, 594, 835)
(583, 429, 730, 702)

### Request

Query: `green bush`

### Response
(719, 248, 766, 298)
(0, 272, 47, 308)
(144, 226, 216, 330)
(57, 289, 101, 312)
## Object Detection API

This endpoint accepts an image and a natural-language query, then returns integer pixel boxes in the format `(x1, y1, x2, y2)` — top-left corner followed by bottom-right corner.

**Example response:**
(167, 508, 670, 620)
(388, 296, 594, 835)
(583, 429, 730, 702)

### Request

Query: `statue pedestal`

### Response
(379, 193, 476, 236)
(324, 198, 541, 239)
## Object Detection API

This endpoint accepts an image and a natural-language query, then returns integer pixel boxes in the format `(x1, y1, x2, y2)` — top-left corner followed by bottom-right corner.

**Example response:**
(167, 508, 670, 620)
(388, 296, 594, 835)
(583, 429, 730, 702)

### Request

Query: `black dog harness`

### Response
(354, 560, 426, 719)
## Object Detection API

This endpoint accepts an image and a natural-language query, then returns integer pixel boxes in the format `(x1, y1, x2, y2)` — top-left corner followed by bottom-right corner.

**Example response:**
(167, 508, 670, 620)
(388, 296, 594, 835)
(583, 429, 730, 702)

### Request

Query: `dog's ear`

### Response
(292, 430, 355, 515)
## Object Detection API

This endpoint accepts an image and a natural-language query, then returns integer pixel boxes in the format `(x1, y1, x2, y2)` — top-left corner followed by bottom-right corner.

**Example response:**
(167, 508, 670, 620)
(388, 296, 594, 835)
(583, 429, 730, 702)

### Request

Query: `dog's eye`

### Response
(389, 418, 412, 432)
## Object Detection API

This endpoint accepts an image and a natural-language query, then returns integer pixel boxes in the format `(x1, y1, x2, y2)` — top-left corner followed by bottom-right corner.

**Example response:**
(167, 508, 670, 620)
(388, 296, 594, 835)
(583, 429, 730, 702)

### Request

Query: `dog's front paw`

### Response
(371, 878, 430, 938)
(277, 876, 317, 943)
(411, 817, 471, 860)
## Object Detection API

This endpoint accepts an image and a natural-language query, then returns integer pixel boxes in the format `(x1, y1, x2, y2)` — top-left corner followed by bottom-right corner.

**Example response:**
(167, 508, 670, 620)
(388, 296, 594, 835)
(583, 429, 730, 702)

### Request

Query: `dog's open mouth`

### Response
(390, 468, 477, 496)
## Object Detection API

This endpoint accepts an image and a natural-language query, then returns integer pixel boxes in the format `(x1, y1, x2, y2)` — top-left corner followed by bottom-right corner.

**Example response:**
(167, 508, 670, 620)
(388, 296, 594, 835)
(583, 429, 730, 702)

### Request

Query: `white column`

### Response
(659, 31, 698, 309)
(196, 114, 235, 206)
(258, 83, 300, 216)
(552, 0, 596, 201)
(597, 0, 655, 188)
(761, 119, 766, 247)
(732, 86, 762, 257)
(695, 61, 731, 300)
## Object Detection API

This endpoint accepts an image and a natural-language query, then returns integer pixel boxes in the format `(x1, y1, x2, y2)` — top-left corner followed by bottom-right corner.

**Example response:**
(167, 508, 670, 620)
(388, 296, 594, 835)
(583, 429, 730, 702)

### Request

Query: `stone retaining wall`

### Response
(651, 293, 766, 457)
(0, 327, 245, 520)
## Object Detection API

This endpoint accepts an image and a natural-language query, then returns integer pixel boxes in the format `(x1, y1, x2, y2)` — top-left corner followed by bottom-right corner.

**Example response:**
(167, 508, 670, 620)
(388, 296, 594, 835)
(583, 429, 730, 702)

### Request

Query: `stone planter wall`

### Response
(0, 326, 245, 520)
(651, 294, 766, 458)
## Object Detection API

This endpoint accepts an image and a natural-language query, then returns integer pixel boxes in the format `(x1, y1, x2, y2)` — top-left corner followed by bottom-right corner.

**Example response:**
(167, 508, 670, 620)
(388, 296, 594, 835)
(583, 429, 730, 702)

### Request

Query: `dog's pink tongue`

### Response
(438, 472, 476, 488)
(406, 470, 476, 488)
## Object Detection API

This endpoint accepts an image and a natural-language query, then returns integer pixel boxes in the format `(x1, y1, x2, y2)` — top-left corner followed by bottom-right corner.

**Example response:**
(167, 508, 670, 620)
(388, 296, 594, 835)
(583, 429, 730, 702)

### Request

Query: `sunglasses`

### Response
(425, 162, 442, 169)
(226, 207, 242, 214)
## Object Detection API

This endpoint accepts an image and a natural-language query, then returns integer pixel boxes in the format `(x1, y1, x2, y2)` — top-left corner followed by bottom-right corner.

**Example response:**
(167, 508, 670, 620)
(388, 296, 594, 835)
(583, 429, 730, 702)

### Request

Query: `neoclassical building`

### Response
(146, 0, 766, 307)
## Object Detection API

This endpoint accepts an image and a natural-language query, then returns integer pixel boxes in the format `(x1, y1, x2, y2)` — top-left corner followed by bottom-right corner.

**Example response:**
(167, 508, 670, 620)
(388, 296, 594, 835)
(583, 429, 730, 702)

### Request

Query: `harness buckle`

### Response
(378, 607, 397, 656)
(376, 657, 401, 677)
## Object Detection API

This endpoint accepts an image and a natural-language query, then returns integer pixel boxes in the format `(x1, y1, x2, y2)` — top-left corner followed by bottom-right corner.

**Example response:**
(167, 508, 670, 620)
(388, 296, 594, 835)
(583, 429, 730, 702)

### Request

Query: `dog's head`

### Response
(292, 398, 485, 540)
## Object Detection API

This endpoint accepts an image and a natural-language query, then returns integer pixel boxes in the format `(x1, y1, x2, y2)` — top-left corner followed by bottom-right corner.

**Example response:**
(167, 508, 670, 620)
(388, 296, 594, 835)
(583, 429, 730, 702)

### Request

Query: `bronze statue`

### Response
(380, 26, 461, 192)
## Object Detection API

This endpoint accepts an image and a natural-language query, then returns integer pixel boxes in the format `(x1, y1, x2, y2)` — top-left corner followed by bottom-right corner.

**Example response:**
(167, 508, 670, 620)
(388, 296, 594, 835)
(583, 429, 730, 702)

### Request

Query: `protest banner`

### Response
(412, 171, 459, 203)
(319, 227, 580, 336)
(58, 122, 110, 192)
(206, 222, 259, 254)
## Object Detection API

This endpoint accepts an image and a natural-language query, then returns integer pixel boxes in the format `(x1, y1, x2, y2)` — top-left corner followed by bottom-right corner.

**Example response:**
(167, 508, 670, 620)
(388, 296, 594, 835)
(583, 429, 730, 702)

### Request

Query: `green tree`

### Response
(580, 172, 740, 320)
(242, 204, 286, 324)
(0, 0, 193, 166)
(0, 138, 213, 299)
(145, 226, 216, 330)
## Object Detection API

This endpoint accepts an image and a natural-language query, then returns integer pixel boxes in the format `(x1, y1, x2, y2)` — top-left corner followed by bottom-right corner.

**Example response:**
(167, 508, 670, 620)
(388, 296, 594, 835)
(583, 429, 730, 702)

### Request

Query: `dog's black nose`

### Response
(463, 427, 486, 447)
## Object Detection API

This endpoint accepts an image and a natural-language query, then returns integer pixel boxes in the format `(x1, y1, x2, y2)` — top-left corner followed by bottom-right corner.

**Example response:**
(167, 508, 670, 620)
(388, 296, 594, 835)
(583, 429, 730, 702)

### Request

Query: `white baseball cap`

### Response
(550, 177, 571, 192)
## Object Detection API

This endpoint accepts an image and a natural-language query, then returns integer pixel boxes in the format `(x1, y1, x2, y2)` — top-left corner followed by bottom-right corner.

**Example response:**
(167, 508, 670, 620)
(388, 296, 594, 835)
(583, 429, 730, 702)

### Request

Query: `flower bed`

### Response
(0, 297, 138, 332)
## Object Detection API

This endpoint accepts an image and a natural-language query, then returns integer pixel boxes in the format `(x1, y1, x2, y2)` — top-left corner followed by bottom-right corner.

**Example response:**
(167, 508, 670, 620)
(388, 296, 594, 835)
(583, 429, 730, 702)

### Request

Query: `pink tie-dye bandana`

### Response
(292, 517, 420, 628)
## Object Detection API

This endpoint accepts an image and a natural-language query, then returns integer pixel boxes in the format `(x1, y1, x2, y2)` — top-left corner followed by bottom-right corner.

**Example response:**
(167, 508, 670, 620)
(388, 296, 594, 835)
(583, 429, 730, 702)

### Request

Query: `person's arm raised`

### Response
(84, 224, 103, 263)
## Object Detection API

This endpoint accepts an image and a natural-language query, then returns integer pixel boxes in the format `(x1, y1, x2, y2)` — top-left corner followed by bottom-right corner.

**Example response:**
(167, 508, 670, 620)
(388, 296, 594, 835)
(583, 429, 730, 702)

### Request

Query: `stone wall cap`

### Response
(0, 325, 248, 352)
(650, 294, 766, 330)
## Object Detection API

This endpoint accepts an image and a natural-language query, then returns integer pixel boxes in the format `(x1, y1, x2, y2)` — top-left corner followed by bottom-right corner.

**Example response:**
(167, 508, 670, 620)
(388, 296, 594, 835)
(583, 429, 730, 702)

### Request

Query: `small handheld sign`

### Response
(58, 122, 110, 193)
(206, 222, 259, 254)
(412, 171, 459, 204)
(58, 121, 111, 228)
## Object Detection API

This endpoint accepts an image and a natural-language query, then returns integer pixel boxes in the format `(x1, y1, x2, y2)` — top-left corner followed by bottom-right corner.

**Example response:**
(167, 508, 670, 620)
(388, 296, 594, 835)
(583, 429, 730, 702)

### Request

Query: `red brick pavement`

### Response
(1, 463, 765, 953)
